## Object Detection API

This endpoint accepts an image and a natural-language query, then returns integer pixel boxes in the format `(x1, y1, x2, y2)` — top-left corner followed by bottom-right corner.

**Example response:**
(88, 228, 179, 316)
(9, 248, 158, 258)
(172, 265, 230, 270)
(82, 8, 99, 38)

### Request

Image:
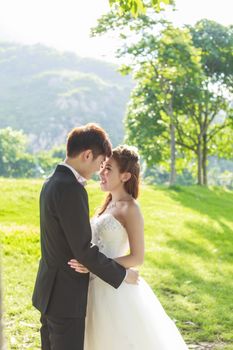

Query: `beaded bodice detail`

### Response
(91, 213, 129, 258)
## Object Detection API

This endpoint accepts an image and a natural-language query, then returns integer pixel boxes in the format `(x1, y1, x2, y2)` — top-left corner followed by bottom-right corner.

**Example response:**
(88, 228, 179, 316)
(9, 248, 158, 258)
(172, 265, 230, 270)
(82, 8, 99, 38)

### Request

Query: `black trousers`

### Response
(40, 314, 85, 350)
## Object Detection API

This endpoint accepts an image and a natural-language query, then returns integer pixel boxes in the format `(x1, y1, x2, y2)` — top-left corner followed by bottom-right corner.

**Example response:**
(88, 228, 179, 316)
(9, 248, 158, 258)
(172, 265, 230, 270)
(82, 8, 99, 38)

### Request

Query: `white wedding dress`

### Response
(84, 213, 189, 350)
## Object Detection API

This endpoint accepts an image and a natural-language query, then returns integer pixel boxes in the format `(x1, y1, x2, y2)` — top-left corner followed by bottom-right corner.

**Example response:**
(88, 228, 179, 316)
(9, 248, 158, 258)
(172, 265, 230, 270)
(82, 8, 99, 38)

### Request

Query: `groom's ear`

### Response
(82, 149, 93, 161)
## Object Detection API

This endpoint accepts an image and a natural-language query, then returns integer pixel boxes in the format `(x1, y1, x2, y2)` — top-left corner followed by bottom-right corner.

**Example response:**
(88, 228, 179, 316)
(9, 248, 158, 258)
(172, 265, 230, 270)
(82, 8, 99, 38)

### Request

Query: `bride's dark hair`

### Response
(98, 145, 140, 215)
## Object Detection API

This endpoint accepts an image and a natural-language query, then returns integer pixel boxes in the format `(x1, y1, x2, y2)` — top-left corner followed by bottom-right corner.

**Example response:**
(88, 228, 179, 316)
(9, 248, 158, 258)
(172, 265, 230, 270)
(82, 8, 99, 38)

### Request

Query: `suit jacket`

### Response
(32, 165, 126, 318)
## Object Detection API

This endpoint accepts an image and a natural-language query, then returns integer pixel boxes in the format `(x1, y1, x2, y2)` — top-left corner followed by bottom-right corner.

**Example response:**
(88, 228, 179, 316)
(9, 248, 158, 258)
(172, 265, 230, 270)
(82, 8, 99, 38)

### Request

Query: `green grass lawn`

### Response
(1, 179, 233, 349)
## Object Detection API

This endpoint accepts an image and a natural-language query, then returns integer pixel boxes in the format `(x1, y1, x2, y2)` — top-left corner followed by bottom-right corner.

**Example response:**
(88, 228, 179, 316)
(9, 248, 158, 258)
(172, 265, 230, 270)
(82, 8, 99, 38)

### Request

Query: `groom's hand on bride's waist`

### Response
(68, 259, 139, 284)
(124, 269, 139, 285)
(68, 259, 89, 273)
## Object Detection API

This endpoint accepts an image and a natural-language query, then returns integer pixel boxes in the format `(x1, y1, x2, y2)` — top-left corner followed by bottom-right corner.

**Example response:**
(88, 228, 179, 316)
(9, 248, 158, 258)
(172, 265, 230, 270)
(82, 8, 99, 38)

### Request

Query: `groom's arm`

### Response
(56, 181, 126, 289)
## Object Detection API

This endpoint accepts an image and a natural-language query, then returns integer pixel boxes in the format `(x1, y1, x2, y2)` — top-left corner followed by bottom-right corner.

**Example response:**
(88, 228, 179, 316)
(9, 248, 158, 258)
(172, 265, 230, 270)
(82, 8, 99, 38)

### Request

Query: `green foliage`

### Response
(50, 144, 66, 160)
(0, 127, 66, 178)
(12, 153, 37, 178)
(109, 0, 173, 16)
(0, 127, 36, 177)
(208, 157, 233, 187)
(124, 24, 204, 169)
(1, 180, 233, 348)
(144, 166, 195, 185)
(189, 20, 233, 88)
(35, 151, 59, 176)
(141, 22, 232, 185)
(92, 10, 233, 185)
(212, 127, 233, 159)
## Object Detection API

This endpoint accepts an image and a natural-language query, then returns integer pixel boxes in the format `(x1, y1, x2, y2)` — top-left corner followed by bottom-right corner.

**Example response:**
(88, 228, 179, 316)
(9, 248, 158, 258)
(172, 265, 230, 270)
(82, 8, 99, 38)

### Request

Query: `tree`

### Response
(0, 127, 67, 178)
(174, 82, 233, 185)
(186, 20, 233, 184)
(50, 144, 66, 160)
(179, 20, 233, 184)
(93, 12, 233, 185)
(125, 25, 204, 185)
(36, 150, 61, 176)
(109, 0, 174, 16)
(189, 20, 233, 89)
(0, 127, 30, 177)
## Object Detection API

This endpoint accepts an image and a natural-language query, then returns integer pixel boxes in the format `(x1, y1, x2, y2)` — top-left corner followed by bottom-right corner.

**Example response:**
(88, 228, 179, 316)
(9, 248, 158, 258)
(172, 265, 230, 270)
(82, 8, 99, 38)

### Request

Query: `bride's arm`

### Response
(114, 205, 144, 269)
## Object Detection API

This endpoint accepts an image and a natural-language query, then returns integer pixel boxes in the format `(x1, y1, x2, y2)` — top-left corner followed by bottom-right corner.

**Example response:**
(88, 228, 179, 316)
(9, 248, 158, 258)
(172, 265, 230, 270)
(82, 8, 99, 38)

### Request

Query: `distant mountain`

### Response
(0, 41, 132, 150)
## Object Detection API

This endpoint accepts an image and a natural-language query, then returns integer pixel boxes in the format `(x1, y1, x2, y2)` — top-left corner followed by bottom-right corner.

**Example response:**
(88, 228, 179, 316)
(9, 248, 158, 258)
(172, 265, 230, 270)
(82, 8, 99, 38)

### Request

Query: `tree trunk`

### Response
(197, 140, 203, 185)
(169, 121, 176, 186)
(202, 132, 208, 185)
(167, 97, 176, 186)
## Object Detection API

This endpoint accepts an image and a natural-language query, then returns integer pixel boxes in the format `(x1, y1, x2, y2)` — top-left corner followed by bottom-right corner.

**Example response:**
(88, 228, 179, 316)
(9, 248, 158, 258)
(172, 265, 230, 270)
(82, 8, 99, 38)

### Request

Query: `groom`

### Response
(32, 123, 139, 350)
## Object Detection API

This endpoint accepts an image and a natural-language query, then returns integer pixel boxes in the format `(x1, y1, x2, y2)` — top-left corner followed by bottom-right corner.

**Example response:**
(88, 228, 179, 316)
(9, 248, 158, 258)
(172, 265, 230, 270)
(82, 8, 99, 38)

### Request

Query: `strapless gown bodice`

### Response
(91, 213, 129, 258)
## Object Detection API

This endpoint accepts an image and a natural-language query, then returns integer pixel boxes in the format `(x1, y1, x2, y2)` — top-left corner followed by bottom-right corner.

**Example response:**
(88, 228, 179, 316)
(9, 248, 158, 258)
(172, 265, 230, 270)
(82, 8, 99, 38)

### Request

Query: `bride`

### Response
(68, 145, 189, 349)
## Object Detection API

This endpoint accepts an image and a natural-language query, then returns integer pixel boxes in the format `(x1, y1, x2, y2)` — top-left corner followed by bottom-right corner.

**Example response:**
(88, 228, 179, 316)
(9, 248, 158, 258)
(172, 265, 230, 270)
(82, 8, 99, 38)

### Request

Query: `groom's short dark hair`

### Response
(67, 123, 112, 159)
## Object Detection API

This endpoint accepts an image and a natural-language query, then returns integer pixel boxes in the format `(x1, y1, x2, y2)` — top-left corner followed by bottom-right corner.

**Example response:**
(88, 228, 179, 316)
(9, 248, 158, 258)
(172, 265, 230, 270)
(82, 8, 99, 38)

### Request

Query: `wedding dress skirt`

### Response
(84, 213, 188, 350)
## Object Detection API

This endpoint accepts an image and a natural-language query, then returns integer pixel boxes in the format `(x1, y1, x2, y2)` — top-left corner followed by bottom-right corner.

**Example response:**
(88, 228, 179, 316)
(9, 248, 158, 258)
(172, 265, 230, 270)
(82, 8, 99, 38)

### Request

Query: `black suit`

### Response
(32, 165, 126, 349)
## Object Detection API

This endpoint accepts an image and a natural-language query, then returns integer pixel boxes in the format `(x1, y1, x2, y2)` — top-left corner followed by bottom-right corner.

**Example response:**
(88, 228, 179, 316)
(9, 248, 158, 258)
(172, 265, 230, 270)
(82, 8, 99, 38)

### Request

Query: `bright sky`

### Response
(0, 0, 232, 62)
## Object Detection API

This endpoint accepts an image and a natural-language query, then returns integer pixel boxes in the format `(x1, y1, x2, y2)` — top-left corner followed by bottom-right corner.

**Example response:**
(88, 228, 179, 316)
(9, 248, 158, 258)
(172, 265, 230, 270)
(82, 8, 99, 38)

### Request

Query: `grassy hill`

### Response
(0, 179, 233, 349)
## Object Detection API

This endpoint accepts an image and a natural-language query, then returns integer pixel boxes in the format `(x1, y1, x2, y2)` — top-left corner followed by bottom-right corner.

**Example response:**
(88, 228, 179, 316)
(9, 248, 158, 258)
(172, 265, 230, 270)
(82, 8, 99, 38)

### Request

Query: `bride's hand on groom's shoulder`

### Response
(68, 259, 89, 273)
(125, 269, 140, 285)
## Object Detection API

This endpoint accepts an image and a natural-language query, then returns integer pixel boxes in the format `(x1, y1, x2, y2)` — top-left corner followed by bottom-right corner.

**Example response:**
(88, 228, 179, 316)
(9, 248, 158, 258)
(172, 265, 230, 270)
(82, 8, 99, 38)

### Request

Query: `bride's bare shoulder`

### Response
(122, 200, 143, 224)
